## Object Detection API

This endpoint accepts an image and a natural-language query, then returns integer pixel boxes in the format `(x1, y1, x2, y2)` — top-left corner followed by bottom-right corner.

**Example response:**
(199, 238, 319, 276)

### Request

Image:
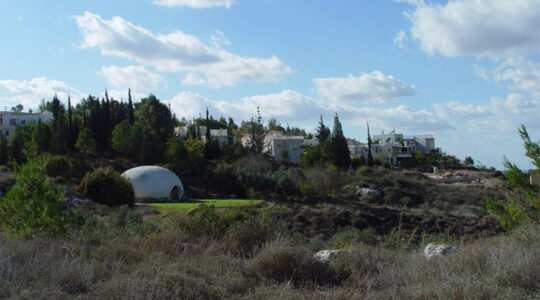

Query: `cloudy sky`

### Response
(1, 0, 539, 169)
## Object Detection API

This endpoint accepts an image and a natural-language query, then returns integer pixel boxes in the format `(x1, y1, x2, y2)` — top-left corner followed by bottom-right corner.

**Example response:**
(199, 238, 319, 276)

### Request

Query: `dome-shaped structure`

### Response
(121, 166, 183, 202)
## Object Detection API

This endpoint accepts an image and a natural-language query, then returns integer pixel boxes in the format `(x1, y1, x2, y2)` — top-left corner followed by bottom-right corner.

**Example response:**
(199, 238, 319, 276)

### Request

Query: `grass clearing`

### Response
(146, 199, 262, 213)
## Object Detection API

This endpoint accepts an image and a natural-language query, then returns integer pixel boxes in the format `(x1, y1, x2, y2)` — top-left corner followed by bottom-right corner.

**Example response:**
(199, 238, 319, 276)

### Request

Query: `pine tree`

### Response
(315, 114, 330, 143)
(330, 113, 351, 169)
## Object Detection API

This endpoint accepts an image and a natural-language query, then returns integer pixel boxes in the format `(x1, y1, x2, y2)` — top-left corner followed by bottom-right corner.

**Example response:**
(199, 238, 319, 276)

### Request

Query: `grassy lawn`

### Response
(146, 199, 262, 213)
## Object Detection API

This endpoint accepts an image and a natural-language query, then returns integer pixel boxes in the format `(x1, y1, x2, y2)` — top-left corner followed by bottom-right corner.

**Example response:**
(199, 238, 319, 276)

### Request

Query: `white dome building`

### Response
(121, 166, 183, 202)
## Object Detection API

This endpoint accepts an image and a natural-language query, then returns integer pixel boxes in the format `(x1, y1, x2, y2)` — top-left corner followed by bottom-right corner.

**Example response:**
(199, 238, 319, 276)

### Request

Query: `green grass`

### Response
(146, 199, 262, 213)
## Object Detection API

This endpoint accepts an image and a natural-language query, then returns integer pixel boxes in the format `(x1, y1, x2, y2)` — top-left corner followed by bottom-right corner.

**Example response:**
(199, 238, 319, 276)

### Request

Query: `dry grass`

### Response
(0, 210, 538, 299)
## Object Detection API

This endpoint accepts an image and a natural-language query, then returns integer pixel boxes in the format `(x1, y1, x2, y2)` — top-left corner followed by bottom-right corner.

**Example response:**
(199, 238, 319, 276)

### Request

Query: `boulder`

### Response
(424, 242, 456, 259)
(313, 249, 351, 264)
(355, 186, 381, 197)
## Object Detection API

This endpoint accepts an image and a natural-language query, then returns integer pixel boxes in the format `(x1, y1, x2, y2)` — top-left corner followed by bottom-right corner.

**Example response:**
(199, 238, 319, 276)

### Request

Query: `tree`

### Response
(135, 94, 174, 149)
(0, 156, 68, 237)
(33, 122, 51, 154)
(464, 156, 474, 167)
(330, 113, 351, 169)
(366, 122, 374, 165)
(128, 89, 135, 125)
(50, 95, 67, 154)
(315, 115, 330, 143)
(75, 128, 96, 154)
(112, 120, 134, 155)
(0, 131, 8, 165)
(486, 125, 540, 230)
(245, 107, 266, 154)
(11, 104, 23, 113)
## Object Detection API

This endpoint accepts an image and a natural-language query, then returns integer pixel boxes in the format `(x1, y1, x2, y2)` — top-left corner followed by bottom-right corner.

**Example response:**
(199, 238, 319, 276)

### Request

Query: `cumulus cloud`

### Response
(0, 77, 85, 111)
(405, 0, 540, 57)
(434, 93, 540, 131)
(74, 12, 291, 87)
(169, 90, 336, 122)
(99, 65, 164, 91)
(313, 71, 417, 104)
(349, 105, 452, 133)
(153, 0, 236, 8)
(477, 57, 540, 97)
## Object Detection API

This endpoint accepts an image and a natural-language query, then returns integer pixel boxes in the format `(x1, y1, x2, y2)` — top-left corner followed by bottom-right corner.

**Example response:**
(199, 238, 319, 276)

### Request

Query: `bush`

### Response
(246, 244, 336, 286)
(177, 205, 229, 237)
(224, 216, 273, 257)
(328, 228, 378, 249)
(79, 167, 134, 206)
(44, 155, 72, 178)
(0, 156, 68, 237)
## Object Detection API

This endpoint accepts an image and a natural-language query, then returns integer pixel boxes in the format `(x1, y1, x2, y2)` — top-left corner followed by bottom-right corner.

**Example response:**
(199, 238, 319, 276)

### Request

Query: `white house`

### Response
(174, 126, 236, 148)
(241, 131, 308, 163)
(121, 166, 184, 202)
(0, 111, 53, 139)
(348, 130, 436, 166)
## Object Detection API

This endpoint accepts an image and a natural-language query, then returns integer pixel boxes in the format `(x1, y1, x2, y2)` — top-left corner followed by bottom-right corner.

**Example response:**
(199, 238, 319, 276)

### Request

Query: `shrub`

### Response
(79, 167, 134, 206)
(329, 228, 378, 249)
(177, 205, 229, 237)
(224, 216, 273, 257)
(44, 155, 71, 178)
(0, 156, 68, 237)
(246, 244, 336, 286)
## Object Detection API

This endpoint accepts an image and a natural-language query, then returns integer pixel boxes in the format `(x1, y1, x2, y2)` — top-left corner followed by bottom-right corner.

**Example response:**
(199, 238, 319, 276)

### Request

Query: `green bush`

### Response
(177, 205, 229, 237)
(0, 156, 68, 237)
(79, 167, 134, 206)
(329, 228, 378, 249)
(224, 216, 273, 257)
(44, 155, 72, 178)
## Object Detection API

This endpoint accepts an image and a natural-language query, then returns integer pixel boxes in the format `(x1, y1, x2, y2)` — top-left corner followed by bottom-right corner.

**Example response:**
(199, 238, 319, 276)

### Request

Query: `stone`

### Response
(424, 242, 456, 259)
(355, 186, 381, 197)
(313, 249, 351, 264)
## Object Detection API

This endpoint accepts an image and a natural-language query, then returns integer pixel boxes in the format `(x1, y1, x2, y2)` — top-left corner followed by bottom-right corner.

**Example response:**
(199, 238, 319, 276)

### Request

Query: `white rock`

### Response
(313, 250, 351, 264)
(424, 242, 456, 259)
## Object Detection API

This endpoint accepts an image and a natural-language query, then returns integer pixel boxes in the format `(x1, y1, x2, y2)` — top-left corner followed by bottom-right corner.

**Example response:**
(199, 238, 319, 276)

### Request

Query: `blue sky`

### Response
(1, 0, 539, 169)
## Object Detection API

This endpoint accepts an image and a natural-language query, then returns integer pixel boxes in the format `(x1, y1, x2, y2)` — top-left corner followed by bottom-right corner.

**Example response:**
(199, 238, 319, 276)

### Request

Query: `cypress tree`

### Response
(128, 89, 135, 125)
(0, 132, 8, 165)
(315, 114, 330, 143)
(330, 113, 351, 169)
(367, 122, 373, 165)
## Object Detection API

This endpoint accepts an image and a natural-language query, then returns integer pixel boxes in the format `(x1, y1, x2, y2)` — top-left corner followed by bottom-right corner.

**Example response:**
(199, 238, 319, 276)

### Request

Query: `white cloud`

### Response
(406, 0, 540, 57)
(434, 93, 540, 131)
(153, 0, 236, 8)
(169, 90, 335, 122)
(393, 30, 408, 49)
(349, 104, 452, 133)
(479, 57, 540, 97)
(74, 12, 291, 88)
(313, 71, 417, 104)
(99, 65, 164, 91)
(0, 77, 85, 111)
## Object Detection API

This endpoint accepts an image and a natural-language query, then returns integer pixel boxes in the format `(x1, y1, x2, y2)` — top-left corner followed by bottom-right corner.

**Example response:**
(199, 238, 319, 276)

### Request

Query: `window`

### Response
(5, 130, 9, 137)
(9, 119, 16, 126)
(21, 120, 26, 125)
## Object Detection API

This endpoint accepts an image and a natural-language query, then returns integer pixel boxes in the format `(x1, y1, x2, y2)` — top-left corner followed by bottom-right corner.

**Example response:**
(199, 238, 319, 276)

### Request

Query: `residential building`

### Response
(348, 130, 436, 166)
(0, 111, 53, 139)
(174, 126, 236, 148)
(241, 131, 307, 163)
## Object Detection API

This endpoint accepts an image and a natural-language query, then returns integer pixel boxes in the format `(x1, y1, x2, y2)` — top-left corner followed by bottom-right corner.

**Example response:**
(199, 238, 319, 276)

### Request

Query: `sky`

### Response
(1, 0, 539, 170)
